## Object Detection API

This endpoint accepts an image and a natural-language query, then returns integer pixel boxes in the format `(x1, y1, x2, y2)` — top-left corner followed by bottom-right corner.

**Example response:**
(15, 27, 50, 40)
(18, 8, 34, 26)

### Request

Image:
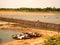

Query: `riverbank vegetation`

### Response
(44, 35, 60, 45)
(0, 7, 60, 12)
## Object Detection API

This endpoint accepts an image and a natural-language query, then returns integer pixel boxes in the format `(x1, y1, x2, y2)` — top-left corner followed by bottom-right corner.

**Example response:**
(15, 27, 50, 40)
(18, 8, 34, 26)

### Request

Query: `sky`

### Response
(0, 0, 60, 8)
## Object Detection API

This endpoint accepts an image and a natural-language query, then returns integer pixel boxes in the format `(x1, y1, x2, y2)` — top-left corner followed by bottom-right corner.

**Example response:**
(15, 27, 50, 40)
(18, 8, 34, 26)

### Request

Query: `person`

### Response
(18, 35, 24, 39)
(17, 34, 25, 39)
(29, 32, 32, 34)
(17, 34, 20, 37)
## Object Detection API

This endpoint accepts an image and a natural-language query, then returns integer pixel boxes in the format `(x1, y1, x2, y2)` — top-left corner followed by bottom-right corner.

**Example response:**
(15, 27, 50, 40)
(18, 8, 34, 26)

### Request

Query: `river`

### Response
(0, 14, 60, 24)
(0, 30, 22, 44)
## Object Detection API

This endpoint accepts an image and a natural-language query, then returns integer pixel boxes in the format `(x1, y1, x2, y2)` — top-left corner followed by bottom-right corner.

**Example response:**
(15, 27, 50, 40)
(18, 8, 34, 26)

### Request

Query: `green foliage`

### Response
(44, 36, 60, 45)
(0, 7, 60, 12)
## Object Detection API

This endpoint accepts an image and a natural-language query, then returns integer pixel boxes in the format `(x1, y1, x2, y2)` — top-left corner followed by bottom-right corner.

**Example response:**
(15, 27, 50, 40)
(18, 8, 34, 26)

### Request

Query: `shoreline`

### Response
(0, 10, 60, 45)
(0, 26, 59, 45)
(0, 11, 60, 15)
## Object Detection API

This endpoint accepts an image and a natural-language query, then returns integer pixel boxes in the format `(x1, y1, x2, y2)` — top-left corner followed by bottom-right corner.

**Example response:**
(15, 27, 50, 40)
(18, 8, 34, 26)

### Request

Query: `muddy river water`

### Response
(0, 14, 60, 24)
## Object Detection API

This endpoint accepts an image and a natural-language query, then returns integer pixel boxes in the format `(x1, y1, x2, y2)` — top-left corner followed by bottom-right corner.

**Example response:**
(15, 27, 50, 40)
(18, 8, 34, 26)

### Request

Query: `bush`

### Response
(44, 36, 60, 45)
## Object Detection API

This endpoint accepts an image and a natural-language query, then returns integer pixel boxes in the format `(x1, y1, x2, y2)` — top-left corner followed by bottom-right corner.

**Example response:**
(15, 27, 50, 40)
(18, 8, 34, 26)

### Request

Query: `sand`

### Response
(0, 26, 59, 45)
(0, 11, 60, 45)
(0, 11, 60, 15)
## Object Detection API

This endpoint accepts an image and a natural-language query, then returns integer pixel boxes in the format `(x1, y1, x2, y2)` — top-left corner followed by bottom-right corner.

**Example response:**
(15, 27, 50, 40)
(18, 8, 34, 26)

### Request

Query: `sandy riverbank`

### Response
(0, 11, 60, 45)
(0, 11, 60, 15)
(0, 26, 59, 45)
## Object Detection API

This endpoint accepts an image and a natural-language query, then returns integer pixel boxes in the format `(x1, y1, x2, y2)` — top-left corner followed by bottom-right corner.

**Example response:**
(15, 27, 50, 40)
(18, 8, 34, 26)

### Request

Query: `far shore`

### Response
(0, 11, 60, 15)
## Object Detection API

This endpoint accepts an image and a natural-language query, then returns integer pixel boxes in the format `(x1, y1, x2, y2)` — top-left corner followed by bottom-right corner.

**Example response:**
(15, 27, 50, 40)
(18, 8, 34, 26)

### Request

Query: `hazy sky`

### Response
(0, 0, 60, 8)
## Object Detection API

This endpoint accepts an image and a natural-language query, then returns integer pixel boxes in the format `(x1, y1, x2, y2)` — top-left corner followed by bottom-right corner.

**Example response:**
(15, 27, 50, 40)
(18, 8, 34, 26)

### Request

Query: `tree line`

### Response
(0, 7, 60, 12)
